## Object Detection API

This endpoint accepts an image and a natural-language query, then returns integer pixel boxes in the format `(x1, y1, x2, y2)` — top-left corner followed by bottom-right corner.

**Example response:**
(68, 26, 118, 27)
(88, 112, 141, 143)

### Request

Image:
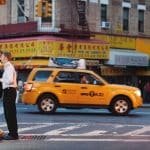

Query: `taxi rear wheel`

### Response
(38, 94, 57, 114)
(110, 96, 132, 116)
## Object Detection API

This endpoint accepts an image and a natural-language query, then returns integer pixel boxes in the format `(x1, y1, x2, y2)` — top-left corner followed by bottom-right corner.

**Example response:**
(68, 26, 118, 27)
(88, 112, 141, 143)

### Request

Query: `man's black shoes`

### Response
(2, 134, 19, 140)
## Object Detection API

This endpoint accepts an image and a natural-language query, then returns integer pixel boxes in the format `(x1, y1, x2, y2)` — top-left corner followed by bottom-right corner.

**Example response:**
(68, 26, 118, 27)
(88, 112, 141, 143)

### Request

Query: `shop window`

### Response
(123, 7, 129, 31)
(138, 10, 144, 32)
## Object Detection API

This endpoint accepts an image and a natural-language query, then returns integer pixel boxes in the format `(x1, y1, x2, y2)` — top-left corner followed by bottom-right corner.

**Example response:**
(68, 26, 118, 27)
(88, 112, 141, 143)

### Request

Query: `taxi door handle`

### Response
(81, 87, 87, 89)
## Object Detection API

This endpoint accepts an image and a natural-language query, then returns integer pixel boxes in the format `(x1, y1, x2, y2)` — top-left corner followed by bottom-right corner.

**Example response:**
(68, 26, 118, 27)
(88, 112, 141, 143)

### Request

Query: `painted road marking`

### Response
(64, 130, 108, 136)
(18, 124, 52, 133)
(122, 126, 150, 136)
(0, 123, 6, 128)
(0, 106, 3, 115)
(44, 124, 87, 135)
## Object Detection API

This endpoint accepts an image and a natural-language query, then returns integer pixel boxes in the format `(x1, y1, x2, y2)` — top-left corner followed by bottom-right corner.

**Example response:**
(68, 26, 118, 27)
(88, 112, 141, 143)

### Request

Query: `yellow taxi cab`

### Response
(22, 68, 143, 115)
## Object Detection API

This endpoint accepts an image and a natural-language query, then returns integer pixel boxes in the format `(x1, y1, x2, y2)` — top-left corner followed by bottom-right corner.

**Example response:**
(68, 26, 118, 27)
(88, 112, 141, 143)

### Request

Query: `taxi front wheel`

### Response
(38, 94, 57, 114)
(110, 96, 132, 116)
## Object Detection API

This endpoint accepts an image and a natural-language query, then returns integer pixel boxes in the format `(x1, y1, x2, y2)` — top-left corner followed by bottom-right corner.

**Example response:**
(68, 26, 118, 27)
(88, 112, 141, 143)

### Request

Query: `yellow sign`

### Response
(54, 41, 109, 59)
(0, 41, 37, 57)
(95, 34, 136, 49)
(0, 38, 109, 59)
(101, 66, 123, 76)
(101, 66, 131, 76)
(136, 38, 150, 56)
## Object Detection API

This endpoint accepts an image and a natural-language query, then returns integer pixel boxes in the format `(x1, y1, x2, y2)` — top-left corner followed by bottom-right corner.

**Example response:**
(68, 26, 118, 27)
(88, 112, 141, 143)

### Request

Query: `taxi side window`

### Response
(54, 71, 77, 83)
(33, 71, 52, 81)
(78, 73, 100, 85)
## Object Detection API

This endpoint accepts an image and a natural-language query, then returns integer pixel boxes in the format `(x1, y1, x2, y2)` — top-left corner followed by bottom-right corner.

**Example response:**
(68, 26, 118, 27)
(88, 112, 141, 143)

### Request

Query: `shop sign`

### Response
(95, 34, 136, 49)
(54, 41, 109, 59)
(0, 41, 37, 57)
(0, 39, 109, 59)
(101, 66, 130, 76)
(115, 55, 149, 66)
(136, 38, 150, 56)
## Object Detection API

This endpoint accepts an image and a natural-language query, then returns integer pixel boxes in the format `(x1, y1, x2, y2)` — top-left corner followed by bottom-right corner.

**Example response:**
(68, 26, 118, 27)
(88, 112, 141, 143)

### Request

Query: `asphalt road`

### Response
(1, 102, 150, 150)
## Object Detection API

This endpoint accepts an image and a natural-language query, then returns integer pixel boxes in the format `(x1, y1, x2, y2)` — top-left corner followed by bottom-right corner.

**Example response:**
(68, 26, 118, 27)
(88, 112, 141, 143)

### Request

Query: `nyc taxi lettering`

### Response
(81, 91, 104, 97)
(62, 89, 76, 94)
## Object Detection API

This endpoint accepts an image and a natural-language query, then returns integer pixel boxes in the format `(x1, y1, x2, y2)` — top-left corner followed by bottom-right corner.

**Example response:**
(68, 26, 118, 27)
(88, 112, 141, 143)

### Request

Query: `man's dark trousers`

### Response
(3, 87, 18, 138)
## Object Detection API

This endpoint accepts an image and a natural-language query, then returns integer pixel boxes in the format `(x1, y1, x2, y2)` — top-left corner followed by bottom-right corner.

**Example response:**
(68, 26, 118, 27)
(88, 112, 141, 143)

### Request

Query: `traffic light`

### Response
(0, 0, 6, 5)
(36, 0, 52, 18)
(35, 1, 42, 17)
(45, 1, 52, 17)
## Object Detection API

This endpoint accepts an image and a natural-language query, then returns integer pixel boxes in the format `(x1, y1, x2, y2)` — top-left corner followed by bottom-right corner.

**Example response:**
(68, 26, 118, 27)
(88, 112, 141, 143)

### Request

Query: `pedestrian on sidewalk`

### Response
(143, 81, 150, 103)
(0, 51, 19, 140)
(0, 50, 3, 99)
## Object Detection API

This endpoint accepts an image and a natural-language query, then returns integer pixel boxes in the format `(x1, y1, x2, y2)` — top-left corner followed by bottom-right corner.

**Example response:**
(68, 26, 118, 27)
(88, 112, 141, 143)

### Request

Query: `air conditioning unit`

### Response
(101, 21, 111, 29)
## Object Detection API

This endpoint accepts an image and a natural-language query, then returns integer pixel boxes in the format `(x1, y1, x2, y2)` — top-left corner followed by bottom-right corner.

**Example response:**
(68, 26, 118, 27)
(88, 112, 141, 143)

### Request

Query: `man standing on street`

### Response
(0, 51, 18, 140)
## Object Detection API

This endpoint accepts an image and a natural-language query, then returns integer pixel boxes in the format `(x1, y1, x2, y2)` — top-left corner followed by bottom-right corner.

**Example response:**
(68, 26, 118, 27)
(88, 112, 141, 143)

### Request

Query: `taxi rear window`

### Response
(33, 71, 52, 81)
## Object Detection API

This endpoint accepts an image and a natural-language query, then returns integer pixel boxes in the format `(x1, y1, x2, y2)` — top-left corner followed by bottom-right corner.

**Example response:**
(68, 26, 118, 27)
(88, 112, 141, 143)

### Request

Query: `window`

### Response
(138, 10, 144, 32)
(33, 71, 52, 81)
(77, 72, 101, 85)
(17, 0, 25, 23)
(123, 7, 129, 31)
(54, 72, 77, 83)
(138, 0, 145, 5)
(101, 4, 107, 22)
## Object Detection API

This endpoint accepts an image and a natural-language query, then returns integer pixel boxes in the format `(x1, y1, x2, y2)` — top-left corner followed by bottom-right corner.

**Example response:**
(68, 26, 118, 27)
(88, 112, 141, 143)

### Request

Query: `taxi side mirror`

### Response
(93, 80, 104, 86)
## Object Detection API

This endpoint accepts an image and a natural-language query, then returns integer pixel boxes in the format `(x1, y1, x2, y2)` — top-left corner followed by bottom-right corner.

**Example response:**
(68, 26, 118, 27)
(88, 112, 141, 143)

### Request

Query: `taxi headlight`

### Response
(134, 90, 141, 97)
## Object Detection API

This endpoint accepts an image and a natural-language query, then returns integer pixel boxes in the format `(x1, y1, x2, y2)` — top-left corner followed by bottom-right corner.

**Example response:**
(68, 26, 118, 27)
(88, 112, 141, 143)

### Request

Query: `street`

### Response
(1, 102, 150, 150)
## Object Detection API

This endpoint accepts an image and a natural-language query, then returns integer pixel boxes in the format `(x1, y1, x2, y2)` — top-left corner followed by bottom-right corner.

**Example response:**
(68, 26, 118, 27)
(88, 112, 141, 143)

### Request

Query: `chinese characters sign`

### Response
(0, 38, 109, 59)
(95, 34, 136, 49)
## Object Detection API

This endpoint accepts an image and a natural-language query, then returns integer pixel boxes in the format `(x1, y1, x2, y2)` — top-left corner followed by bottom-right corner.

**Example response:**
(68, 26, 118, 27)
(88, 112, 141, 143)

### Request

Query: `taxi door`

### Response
(77, 73, 108, 105)
(53, 71, 78, 104)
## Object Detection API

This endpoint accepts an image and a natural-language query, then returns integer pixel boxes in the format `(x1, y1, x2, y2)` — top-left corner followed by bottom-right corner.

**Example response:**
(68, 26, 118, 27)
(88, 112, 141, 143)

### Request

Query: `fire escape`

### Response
(76, 0, 90, 37)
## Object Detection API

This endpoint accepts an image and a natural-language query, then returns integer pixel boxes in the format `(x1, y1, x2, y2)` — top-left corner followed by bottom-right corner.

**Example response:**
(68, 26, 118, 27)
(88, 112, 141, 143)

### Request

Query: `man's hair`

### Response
(2, 51, 12, 61)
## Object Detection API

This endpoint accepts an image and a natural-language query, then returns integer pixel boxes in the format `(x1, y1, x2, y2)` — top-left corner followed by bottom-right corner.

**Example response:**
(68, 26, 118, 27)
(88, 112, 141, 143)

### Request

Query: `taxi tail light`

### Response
(24, 82, 33, 91)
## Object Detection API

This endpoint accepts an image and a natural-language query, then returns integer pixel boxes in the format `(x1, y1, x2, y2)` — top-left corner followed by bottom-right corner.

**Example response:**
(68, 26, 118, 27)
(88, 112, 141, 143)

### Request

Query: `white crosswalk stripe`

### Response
(122, 125, 150, 136)
(44, 124, 87, 135)
(19, 124, 52, 133)
(0, 106, 3, 115)
(0, 123, 6, 128)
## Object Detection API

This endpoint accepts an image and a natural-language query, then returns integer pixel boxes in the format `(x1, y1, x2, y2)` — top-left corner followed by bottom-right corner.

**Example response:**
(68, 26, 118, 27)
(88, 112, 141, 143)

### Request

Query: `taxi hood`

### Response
(108, 84, 138, 91)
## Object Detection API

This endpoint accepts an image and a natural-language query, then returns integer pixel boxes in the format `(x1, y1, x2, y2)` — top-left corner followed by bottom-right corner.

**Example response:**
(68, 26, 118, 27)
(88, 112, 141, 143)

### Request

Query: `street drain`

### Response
(20, 135, 47, 140)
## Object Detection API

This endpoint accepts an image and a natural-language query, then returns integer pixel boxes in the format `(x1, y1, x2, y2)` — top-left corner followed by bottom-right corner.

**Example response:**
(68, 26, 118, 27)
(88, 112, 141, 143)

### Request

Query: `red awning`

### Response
(0, 36, 109, 45)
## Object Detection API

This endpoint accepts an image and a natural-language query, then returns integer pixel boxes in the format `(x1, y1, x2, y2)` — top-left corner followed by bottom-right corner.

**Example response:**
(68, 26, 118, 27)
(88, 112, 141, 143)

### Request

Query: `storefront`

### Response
(103, 48, 149, 86)
(0, 35, 109, 81)
(95, 34, 149, 78)
(100, 66, 136, 85)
